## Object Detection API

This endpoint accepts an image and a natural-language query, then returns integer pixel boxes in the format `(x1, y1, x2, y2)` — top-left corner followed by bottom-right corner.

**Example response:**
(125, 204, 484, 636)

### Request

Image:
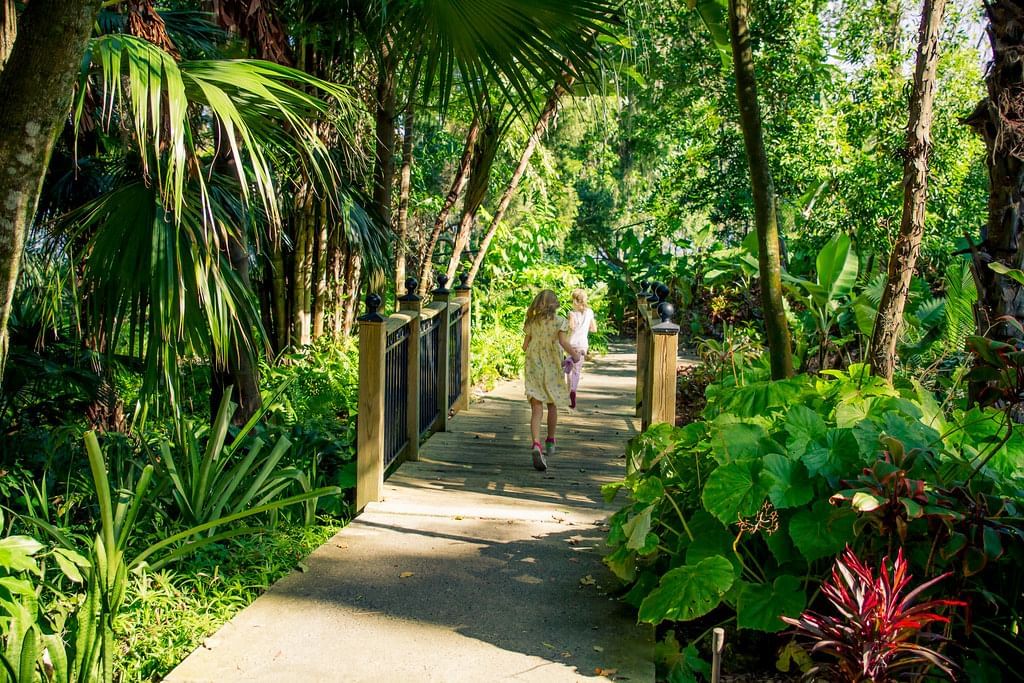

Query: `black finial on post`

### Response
(656, 283, 670, 303)
(647, 281, 661, 305)
(640, 279, 650, 294)
(658, 301, 675, 324)
(358, 292, 387, 322)
(433, 272, 450, 296)
(399, 277, 420, 302)
(456, 272, 471, 292)
(652, 301, 679, 334)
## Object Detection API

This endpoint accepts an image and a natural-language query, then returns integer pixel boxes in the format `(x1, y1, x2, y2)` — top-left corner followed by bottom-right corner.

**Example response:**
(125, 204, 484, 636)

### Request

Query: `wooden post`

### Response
(455, 272, 472, 413)
(398, 278, 422, 462)
(646, 300, 679, 430)
(635, 281, 650, 417)
(433, 273, 452, 432)
(356, 292, 387, 511)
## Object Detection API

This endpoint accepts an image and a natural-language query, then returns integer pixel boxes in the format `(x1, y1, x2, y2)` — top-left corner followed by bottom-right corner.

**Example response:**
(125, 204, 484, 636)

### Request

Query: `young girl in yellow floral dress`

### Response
(522, 289, 580, 471)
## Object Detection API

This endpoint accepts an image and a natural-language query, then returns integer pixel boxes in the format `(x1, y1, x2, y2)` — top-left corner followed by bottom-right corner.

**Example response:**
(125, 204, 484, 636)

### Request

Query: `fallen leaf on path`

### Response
(399, 572, 414, 578)
(560, 651, 573, 658)
(593, 645, 605, 652)
(335, 543, 349, 549)
(595, 667, 618, 678)
(579, 575, 597, 586)
(296, 563, 308, 573)
(542, 642, 556, 649)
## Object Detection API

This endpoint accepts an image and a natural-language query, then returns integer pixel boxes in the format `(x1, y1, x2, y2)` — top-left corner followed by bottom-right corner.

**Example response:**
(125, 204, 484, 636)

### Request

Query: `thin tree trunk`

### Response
(417, 116, 480, 294)
(341, 251, 361, 337)
(291, 189, 314, 346)
(0, 0, 16, 71)
(728, 0, 794, 379)
(270, 239, 288, 350)
(395, 99, 415, 297)
(467, 82, 569, 284)
(0, 0, 102, 383)
(446, 111, 500, 281)
(312, 198, 329, 339)
(372, 39, 397, 231)
(869, 0, 947, 380)
(327, 226, 345, 339)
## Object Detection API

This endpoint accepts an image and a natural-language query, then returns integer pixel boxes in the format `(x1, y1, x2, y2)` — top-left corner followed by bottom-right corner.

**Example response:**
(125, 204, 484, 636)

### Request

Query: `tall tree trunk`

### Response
(0, 0, 16, 70)
(869, 0, 947, 381)
(291, 190, 314, 346)
(312, 198, 329, 339)
(328, 226, 345, 339)
(372, 39, 397, 230)
(341, 252, 361, 337)
(270, 239, 288, 350)
(446, 111, 501, 281)
(395, 99, 415, 297)
(467, 82, 569, 284)
(417, 116, 480, 294)
(965, 2, 1024, 372)
(728, 0, 794, 379)
(0, 0, 102, 383)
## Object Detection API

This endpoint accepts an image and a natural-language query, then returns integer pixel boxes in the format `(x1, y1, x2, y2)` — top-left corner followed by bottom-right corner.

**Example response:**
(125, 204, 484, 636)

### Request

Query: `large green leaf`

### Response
(760, 454, 813, 509)
(0, 537, 43, 575)
(709, 416, 766, 463)
(623, 505, 654, 551)
(784, 405, 826, 457)
(702, 460, 767, 525)
(638, 556, 736, 624)
(801, 428, 860, 481)
(685, 511, 740, 573)
(736, 575, 806, 632)
(816, 233, 859, 305)
(788, 501, 855, 563)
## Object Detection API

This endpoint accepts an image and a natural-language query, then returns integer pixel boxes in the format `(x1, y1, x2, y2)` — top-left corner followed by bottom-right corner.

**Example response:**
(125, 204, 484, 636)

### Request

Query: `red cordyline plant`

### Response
(782, 546, 964, 682)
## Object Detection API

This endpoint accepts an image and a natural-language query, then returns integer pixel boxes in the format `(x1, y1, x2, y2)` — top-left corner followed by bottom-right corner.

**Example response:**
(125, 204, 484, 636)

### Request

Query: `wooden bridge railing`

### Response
(634, 281, 680, 437)
(356, 274, 472, 510)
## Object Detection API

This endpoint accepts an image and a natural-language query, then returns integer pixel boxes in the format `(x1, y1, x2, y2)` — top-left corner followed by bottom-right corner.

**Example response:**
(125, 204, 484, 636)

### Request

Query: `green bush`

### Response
(605, 364, 1024, 679)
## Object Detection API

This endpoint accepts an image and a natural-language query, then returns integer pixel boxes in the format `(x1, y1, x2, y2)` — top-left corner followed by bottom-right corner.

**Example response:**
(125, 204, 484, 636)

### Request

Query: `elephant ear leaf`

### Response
(638, 556, 736, 624)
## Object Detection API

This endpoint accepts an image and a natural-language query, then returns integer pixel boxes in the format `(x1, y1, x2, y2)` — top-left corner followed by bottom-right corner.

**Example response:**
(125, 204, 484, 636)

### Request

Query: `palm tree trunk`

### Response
(417, 116, 480, 294)
(869, 0, 947, 381)
(395, 99, 415, 297)
(467, 82, 569, 284)
(312, 198, 329, 339)
(0, 0, 102, 383)
(291, 189, 313, 346)
(728, 0, 794, 379)
(372, 39, 397, 231)
(341, 251, 361, 337)
(270, 239, 288, 350)
(965, 1, 1024, 349)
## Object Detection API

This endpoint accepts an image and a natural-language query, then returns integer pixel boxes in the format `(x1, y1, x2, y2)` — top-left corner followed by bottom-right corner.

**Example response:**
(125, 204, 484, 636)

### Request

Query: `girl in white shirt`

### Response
(565, 289, 597, 408)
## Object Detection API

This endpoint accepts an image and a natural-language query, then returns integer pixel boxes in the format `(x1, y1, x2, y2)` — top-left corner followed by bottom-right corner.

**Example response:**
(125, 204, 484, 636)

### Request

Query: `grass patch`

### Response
(115, 518, 344, 682)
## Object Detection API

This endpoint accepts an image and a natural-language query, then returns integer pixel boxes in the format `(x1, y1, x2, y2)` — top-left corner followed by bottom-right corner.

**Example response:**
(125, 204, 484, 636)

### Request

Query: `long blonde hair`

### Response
(525, 289, 560, 328)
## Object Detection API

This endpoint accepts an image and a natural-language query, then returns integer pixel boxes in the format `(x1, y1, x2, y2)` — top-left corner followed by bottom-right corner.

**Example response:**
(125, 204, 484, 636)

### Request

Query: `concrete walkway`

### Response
(167, 346, 653, 682)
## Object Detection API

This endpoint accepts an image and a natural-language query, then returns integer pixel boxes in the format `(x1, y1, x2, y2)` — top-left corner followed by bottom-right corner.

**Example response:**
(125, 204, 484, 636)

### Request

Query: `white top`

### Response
(569, 308, 594, 351)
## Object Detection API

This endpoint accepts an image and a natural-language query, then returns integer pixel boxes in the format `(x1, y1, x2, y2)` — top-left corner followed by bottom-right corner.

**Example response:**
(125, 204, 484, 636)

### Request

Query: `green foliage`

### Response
(605, 364, 1024, 674)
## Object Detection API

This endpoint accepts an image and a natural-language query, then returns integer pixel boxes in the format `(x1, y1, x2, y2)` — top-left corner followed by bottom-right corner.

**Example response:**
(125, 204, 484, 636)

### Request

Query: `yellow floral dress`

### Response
(524, 315, 570, 406)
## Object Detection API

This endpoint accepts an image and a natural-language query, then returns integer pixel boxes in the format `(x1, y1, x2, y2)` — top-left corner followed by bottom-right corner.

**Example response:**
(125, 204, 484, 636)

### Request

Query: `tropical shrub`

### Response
(604, 362, 1024, 679)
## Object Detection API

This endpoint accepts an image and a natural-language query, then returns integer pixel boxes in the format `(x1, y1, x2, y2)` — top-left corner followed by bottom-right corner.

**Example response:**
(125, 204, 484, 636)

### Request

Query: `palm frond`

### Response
(943, 258, 977, 353)
(74, 34, 358, 231)
(394, 0, 620, 114)
(58, 180, 263, 412)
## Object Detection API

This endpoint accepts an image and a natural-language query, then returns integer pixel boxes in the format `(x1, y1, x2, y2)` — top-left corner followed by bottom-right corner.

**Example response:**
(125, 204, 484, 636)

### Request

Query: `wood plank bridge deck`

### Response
(168, 345, 654, 682)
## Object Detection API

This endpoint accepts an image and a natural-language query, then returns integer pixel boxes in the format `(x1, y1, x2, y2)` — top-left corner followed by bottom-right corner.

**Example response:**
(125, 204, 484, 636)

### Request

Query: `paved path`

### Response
(168, 346, 653, 682)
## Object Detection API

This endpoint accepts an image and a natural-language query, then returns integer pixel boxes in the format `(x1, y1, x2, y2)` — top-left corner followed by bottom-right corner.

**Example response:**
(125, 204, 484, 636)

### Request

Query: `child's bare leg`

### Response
(546, 403, 557, 440)
(530, 399, 544, 444)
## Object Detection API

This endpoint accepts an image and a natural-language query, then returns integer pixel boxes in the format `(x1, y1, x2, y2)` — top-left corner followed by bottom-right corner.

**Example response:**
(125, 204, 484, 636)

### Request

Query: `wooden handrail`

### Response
(355, 277, 474, 511)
